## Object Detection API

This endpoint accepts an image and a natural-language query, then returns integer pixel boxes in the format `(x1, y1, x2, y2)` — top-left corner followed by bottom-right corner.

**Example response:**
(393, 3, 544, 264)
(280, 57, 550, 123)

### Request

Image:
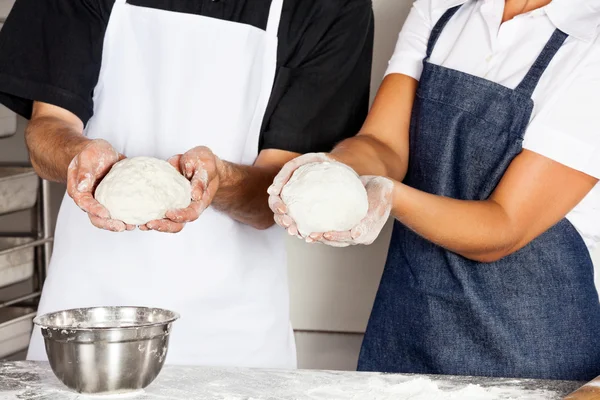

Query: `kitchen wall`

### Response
(1, 0, 600, 371)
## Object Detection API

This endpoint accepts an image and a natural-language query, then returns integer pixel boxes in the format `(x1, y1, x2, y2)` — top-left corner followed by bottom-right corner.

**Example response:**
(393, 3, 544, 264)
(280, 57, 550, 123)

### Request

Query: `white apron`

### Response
(28, 0, 295, 369)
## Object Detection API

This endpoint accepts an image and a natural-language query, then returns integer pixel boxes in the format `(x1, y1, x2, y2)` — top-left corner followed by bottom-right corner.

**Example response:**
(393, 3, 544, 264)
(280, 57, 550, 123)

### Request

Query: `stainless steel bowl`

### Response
(33, 306, 179, 395)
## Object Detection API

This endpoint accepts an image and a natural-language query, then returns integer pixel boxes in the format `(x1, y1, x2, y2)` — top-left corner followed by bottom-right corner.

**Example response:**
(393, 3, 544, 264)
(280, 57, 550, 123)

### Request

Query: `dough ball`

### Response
(95, 157, 192, 225)
(281, 162, 369, 236)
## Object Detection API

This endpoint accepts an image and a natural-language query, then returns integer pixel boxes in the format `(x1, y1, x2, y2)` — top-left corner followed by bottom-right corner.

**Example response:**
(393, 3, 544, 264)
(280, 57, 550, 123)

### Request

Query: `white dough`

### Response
(95, 157, 191, 225)
(281, 162, 369, 236)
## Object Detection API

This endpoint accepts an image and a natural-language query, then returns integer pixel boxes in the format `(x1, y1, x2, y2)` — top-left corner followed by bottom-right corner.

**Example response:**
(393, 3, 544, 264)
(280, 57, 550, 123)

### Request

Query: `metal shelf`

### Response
(0, 156, 52, 360)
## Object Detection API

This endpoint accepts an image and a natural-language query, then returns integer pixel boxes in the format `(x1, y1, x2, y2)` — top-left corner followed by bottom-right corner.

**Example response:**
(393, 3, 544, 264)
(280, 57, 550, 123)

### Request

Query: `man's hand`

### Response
(268, 154, 393, 246)
(141, 146, 221, 233)
(67, 139, 134, 232)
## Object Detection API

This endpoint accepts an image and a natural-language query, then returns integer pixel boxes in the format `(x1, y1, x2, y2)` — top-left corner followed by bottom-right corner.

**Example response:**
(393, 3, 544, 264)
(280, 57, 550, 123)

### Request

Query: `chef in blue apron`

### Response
(0, 0, 373, 367)
(270, 0, 600, 380)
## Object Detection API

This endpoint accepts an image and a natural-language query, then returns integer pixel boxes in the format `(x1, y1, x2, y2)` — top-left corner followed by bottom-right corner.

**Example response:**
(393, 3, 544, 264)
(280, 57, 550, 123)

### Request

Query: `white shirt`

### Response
(387, 0, 600, 250)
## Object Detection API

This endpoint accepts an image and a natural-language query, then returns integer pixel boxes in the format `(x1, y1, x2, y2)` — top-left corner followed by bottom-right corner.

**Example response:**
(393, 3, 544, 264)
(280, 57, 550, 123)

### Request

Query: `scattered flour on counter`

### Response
(305, 377, 556, 400)
(79, 390, 145, 399)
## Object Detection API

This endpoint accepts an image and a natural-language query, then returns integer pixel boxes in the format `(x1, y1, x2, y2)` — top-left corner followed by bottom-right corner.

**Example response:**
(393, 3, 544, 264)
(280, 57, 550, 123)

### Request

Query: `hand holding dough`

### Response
(269, 153, 394, 247)
(95, 157, 192, 226)
(67, 139, 134, 232)
(140, 146, 221, 233)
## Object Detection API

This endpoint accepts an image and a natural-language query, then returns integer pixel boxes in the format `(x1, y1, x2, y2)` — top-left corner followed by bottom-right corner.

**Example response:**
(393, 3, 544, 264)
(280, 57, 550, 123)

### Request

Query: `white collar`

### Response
(439, 0, 600, 42)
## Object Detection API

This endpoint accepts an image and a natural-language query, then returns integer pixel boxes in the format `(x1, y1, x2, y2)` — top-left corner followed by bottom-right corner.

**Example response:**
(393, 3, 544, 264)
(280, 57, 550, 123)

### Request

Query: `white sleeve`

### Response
(524, 45, 600, 179)
(385, 0, 434, 80)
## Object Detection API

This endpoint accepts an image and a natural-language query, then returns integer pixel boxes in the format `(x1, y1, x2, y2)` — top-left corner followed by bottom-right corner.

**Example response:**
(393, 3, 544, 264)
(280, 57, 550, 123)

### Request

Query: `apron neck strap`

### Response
(266, 0, 284, 36)
(515, 29, 569, 97)
(425, 5, 462, 61)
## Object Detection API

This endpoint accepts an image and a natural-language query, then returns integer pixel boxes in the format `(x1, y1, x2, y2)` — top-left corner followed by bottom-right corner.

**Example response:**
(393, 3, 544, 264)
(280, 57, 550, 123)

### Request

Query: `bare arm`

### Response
(391, 150, 598, 262)
(26, 101, 132, 232)
(25, 102, 89, 182)
(214, 150, 300, 229)
(330, 74, 417, 181)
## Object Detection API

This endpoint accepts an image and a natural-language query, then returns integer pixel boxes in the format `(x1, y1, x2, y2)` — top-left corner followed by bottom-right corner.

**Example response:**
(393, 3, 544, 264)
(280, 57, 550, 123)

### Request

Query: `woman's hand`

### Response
(141, 146, 221, 233)
(267, 153, 336, 237)
(310, 176, 394, 247)
(67, 139, 135, 232)
(268, 154, 394, 246)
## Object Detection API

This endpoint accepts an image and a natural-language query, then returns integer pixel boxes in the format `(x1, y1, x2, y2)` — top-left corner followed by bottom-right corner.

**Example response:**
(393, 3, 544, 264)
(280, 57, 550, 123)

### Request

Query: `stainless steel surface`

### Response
(0, 238, 34, 288)
(0, 167, 39, 216)
(0, 238, 52, 257)
(33, 306, 179, 395)
(40, 179, 52, 274)
(0, 307, 35, 359)
(0, 292, 41, 309)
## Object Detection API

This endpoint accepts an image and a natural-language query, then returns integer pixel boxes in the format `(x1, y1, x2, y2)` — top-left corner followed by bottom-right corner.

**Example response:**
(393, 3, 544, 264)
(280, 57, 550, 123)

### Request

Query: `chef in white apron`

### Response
(0, 0, 373, 367)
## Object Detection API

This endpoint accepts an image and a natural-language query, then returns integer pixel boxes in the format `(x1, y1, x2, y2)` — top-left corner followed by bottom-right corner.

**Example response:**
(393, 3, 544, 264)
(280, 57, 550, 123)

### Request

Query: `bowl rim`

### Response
(32, 306, 180, 330)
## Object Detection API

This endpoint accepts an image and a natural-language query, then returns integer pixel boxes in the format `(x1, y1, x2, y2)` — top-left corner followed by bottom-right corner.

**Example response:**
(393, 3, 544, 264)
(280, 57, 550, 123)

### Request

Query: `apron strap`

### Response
(266, 0, 285, 36)
(515, 29, 569, 97)
(425, 5, 462, 60)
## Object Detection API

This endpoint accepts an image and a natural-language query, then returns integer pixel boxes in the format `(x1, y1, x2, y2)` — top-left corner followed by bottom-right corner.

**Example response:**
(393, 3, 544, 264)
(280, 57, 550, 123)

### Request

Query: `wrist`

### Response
(390, 181, 405, 219)
(215, 156, 229, 184)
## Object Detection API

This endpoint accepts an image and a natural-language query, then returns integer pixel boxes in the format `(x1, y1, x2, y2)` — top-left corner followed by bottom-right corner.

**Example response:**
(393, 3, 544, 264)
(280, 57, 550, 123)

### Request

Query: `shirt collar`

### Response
(439, 0, 600, 42)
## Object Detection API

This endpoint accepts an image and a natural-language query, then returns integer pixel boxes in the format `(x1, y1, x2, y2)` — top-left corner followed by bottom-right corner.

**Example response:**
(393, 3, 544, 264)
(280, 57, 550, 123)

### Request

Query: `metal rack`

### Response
(0, 161, 53, 360)
(0, 15, 51, 359)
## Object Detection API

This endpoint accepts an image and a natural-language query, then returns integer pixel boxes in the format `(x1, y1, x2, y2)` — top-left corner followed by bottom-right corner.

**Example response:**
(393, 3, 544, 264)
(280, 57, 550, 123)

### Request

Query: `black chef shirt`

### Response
(0, 0, 373, 154)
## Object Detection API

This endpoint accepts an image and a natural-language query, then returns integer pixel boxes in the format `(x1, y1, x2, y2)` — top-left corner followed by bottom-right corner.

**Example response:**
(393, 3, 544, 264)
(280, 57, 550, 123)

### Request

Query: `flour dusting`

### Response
(0, 362, 576, 400)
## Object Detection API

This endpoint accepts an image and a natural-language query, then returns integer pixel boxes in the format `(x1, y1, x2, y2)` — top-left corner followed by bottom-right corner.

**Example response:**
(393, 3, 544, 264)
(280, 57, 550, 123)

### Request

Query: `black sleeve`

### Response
(0, 0, 113, 124)
(260, 0, 374, 154)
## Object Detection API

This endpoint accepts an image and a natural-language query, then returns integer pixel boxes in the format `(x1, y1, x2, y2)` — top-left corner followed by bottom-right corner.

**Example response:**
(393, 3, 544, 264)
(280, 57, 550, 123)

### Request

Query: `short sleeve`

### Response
(260, 0, 373, 154)
(385, 0, 433, 80)
(524, 43, 600, 179)
(0, 0, 112, 124)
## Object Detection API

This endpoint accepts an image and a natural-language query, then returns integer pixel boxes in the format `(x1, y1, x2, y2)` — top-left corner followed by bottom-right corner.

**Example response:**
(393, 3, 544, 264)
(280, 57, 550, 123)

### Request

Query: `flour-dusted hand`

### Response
(67, 139, 135, 233)
(141, 146, 221, 233)
(267, 153, 334, 237)
(310, 176, 394, 247)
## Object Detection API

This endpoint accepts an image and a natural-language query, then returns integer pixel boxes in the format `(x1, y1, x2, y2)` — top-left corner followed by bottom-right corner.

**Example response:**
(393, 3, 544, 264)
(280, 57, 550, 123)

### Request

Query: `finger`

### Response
(308, 233, 323, 242)
(287, 225, 298, 237)
(146, 219, 185, 234)
(197, 178, 218, 212)
(274, 214, 286, 228)
(167, 155, 183, 172)
(73, 192, 111, 219)
(268, 161, 302, 196)
(126, 224, 136, 231)
(268, 195, 287, 214)
(165, 201, 205, 223)
(323, 231, 353, 242)
(139, 225, 149, 231)
(190, 169, 210, 201)
(274, 214, 293, 229)
(318, 239, 351, 248)
(89, 215, 126, 233)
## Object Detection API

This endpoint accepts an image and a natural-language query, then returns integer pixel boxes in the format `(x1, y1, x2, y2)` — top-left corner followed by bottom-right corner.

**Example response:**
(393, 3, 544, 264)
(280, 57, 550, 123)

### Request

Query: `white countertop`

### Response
(0, 362, 582, 400)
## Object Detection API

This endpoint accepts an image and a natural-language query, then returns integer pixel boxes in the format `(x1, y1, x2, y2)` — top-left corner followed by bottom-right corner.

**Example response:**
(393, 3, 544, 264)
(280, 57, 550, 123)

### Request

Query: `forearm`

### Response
(213, 161, 280, 230)
(392, 182, 517, 262)
(25, 116, 88, 183)
(330, 134, 407, 181)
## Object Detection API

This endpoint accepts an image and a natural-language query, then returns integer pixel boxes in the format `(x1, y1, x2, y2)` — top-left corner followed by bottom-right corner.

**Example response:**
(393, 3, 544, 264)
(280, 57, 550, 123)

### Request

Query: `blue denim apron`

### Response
(358, 6, 600, 381)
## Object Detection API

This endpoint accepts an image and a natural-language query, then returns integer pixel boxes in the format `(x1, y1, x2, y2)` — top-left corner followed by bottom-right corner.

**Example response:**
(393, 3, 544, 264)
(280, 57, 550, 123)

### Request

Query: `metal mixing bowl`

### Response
(33, 306, 179, 394)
